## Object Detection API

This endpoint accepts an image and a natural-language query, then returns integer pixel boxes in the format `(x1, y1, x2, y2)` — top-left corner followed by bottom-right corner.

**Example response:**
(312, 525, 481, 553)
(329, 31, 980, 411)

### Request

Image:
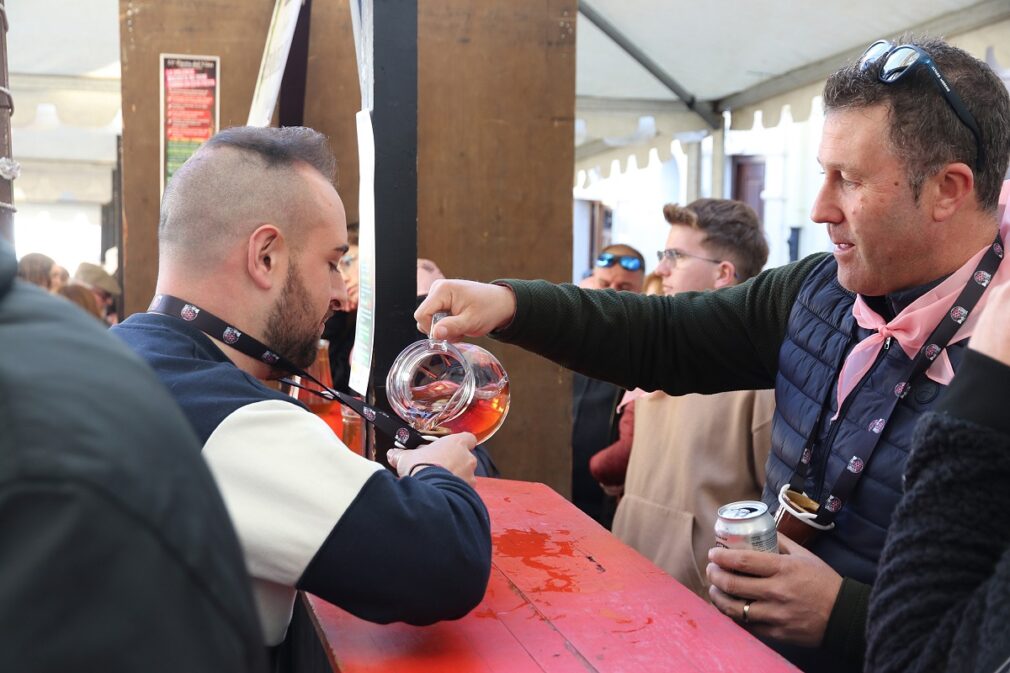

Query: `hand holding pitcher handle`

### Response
(415, 280, 517, 341)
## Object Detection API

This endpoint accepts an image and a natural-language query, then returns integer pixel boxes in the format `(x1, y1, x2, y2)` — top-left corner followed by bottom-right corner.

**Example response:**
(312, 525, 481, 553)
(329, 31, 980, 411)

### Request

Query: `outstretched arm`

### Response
(415, 255, 828, 396)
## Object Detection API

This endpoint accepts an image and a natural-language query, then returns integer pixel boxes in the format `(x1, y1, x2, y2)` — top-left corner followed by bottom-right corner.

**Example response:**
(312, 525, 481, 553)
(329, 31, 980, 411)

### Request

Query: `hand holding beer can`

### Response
(714, 500, 779, 554)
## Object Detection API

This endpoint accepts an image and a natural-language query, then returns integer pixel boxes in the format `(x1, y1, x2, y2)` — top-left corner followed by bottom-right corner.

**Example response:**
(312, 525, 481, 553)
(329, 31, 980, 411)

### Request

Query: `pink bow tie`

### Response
(834, 215, 1010, 415)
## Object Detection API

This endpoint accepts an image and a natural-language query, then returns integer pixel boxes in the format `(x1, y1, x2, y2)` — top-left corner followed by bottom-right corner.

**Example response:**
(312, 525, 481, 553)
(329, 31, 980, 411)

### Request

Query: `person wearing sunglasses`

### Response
(571, 243, 645, 525)
(416, 36, 1010, 673)
(112, 126, 492, 653)
(590, 244, 646, 292)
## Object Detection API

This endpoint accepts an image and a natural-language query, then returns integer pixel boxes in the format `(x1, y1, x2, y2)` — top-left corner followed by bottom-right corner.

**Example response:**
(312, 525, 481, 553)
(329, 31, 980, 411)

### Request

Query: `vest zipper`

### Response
(814, 335, 894, 501)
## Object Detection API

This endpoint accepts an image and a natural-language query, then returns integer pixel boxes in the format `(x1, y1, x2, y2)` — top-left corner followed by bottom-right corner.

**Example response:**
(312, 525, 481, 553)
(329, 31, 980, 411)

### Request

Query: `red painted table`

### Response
(297, 477, 798, 672)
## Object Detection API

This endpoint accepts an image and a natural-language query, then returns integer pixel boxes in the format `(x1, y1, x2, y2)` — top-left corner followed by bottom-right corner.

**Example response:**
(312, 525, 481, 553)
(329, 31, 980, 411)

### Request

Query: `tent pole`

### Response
(578, 1, 720, 130)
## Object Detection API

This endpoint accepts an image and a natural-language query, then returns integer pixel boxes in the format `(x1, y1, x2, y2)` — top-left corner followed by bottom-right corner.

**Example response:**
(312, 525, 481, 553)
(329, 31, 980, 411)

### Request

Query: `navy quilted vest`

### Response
(763, 256, 966, 584)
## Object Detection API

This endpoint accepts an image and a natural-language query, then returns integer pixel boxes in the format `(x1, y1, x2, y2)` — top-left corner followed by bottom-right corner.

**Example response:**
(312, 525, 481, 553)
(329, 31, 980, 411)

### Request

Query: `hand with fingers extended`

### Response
(387, 432, 479, 486)
(414, 279, 517, 341)
(706, 535, 843, 647)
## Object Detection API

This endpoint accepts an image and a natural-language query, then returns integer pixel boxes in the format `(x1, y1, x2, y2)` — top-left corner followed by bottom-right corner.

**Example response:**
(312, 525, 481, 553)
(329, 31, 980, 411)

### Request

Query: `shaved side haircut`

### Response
(159, 126, 337, 267)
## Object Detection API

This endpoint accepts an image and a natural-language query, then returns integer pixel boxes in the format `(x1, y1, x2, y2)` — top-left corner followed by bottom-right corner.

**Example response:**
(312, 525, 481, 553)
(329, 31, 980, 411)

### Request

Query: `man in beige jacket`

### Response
(612, 199, 774, 598)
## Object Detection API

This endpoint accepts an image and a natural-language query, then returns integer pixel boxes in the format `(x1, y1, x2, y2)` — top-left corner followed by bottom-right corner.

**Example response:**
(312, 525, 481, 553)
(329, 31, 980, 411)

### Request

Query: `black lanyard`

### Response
(789, 232, 1003, 525)
(148, 294, 426, 449)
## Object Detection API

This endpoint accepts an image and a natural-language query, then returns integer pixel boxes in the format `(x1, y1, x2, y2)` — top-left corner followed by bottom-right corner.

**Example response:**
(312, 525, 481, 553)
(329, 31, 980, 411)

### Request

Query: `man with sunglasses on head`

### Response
(416, 36, 1010, 672)
(571, 244, 645, 524)
(112, 126, 492, 658)
(588, 244, 646, 291)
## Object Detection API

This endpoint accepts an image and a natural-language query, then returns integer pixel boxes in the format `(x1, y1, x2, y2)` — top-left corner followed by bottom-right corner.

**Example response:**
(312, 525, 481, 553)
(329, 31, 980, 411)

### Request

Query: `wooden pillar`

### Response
(418, 1, 577, 494)
(302, 1, 360, 224)
(118, 0, 276, 317)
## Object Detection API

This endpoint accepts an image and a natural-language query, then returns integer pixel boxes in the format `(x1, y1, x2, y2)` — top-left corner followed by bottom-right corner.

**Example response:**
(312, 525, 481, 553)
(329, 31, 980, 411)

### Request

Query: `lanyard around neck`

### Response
(789, 232, 1004, 525)
(148, 294, 426, 449)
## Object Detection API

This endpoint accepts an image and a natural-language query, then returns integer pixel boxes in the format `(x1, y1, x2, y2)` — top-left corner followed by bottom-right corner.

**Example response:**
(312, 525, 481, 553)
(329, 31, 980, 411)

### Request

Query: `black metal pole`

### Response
(0, 2, 15, 244)
(367, 0, 417, 466)
(278, 0, 312, 127)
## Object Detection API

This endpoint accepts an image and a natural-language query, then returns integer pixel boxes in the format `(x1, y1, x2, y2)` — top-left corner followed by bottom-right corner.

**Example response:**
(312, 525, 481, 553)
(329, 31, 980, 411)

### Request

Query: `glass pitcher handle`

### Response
(429, 312, 450, 351)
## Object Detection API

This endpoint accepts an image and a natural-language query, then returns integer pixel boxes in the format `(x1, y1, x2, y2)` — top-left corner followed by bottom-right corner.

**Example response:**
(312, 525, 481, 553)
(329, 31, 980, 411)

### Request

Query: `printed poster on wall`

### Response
(348, 109, 376, 397)
(160, 54, 220, 195)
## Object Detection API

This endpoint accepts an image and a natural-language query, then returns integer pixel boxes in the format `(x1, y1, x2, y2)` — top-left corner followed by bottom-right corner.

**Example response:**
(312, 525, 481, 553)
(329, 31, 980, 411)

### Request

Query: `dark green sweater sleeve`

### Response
(822, 577, 870, 667)
(493, 253, 828, 395)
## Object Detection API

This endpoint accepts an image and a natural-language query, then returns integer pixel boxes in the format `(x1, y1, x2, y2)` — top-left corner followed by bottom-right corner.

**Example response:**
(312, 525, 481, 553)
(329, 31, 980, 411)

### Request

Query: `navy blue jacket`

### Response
(767, 256, 964, 584)
(113, 312, 492, 646)
(492, 253, 973, 672)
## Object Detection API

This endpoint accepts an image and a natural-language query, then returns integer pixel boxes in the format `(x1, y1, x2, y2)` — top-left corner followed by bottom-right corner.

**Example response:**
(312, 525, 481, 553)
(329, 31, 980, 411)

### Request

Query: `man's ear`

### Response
(247, 224, 285, 290)
(713, 260, 737, 289)
(929, 162, 974, 222)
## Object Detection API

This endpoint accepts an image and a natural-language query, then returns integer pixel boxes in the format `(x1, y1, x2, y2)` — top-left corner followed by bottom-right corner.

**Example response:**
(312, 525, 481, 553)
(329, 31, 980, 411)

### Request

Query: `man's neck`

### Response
(209, 336, 274, 380)
(153, 285, 273, 380)
(862, 275, 949, 321)
(861, 215, 1000, 319)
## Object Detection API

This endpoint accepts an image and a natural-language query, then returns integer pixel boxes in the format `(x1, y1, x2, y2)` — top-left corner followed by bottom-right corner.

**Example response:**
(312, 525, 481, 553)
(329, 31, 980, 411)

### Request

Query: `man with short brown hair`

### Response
(612, 198, 773, 600)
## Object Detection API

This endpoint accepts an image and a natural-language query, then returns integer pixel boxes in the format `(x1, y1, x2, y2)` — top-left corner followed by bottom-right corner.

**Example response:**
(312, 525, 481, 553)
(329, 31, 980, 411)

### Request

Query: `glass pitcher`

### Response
(386, 313, 509, 444)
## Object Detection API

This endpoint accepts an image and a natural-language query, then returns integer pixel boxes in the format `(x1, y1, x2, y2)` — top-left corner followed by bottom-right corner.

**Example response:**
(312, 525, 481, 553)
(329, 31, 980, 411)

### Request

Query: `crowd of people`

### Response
(15, 251, 121, 324)
(3, 34, 1009, 673)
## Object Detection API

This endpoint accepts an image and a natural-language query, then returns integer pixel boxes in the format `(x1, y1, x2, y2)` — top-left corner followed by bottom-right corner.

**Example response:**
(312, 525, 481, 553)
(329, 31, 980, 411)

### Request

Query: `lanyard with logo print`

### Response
(788, 233, 1004, 526)
(148, 294, 427, 449)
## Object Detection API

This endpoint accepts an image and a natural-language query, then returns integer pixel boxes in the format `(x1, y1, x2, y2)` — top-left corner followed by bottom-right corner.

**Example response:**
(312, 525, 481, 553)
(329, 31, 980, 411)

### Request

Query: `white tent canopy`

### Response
(8, 0, 120, 206)
(575, 0, 1010, 176)
(7, 1, 1010, 193)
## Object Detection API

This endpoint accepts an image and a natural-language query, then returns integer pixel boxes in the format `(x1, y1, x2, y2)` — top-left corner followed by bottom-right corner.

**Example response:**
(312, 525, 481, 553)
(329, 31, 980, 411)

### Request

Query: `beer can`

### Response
(715, 500, 779, 553)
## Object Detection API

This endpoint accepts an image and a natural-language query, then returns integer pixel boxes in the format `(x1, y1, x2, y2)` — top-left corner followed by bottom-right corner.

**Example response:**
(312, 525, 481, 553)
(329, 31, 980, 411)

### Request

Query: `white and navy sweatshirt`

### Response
(113, 313, 492, 646)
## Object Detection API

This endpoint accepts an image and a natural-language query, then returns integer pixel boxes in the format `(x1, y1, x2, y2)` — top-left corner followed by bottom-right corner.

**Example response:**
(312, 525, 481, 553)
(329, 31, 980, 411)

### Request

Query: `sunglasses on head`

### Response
(596, 252, 643, 272)
(859, 40, 984, 171)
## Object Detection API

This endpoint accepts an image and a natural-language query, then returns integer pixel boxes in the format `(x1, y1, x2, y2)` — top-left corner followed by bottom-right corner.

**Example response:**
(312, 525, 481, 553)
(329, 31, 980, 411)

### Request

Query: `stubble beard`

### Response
(263, 264, 321, 371)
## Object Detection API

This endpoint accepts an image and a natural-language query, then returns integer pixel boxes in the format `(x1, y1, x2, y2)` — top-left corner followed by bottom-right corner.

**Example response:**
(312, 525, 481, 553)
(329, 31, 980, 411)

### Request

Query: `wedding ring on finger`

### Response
(742, 599, 754, 624)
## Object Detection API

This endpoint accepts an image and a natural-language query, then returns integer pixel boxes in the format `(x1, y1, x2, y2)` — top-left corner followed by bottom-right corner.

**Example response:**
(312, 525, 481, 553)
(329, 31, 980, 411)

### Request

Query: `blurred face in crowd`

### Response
(339, 244, 360, 311)
(811, 106, 936, 296)
(657, 225, 734, 296)
(417, 258, 444, 296)
(263, 166, 349, 369)
(50, 265, 68, 294)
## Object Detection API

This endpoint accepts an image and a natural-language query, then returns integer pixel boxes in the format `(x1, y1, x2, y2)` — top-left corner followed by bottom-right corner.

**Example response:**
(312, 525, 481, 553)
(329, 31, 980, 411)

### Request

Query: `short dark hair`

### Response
(823, 36, 1010, 212)
(203, 126, 337, 183)
(663, 199, 769, 281)
(159, 126, 339, 262)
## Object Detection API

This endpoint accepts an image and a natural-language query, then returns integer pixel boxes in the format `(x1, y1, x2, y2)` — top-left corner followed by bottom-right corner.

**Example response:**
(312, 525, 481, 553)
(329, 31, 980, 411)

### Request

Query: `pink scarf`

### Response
(835, 183, 1010, 412)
